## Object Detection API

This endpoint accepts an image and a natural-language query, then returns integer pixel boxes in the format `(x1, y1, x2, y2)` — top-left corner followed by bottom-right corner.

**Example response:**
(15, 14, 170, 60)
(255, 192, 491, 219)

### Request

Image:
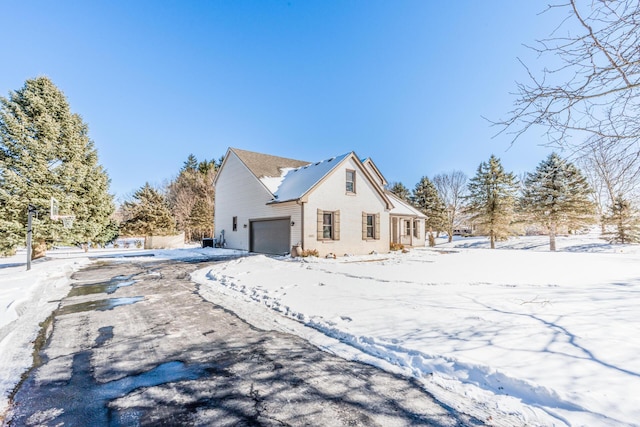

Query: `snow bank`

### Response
(0, 254, 90, 416)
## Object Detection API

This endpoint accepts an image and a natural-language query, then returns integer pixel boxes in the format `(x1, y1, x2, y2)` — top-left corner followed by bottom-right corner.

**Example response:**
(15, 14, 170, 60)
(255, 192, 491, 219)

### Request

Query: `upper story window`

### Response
(346, 170, 356, 193)
(232, 216, 238, 232)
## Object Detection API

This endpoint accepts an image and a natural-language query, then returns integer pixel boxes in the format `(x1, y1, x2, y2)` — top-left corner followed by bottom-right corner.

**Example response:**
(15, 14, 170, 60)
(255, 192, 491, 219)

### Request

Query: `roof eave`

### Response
(266, 198, 300, 205)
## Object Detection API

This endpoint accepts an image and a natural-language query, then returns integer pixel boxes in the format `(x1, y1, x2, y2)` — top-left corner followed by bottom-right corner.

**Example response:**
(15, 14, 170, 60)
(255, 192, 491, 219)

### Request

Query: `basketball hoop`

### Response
(50, 197, 74, 227)
(60, 215, 75, 228)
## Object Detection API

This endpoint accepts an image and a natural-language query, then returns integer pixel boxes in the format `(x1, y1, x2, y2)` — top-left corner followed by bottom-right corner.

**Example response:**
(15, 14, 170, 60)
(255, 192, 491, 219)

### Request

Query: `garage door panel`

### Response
(250, 219, 290, 255)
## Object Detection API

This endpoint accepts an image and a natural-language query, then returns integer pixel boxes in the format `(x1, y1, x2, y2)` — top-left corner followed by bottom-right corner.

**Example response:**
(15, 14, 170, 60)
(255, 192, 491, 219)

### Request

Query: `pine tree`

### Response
(465, 155, 519, 249)
(0, 77, 114, 257)
(93, 218, 120, 247)
(605, 196, 640, 244)
(189, 198, 214, 239)
(522, 153, 595, 251)
(412, 176, 447, 246)
(388, 182, 411, 201)
(197, 158, 217, 175)
(182, 154, 198, 172)
(120, 183, 176, 237)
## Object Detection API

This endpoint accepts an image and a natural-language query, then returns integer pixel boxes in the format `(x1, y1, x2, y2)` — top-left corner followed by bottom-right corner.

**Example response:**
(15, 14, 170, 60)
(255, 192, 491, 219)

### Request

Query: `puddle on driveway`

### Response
(68, 275, 137, 297)
(101, 360, 207, 399)
(57, 297, 144, 315)
(10, 335, 212, 426)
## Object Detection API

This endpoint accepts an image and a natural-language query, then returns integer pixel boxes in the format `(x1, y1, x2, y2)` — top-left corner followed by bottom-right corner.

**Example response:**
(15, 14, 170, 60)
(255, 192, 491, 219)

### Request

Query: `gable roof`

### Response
(218, 147, 393, 209)
(231, 147, 309, 180)
(387, 191, 427, 218)
(362, 158, 388, 188)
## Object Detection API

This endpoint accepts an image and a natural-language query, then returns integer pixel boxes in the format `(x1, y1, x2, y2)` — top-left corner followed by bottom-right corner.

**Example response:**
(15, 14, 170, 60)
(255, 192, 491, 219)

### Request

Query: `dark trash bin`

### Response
(202, 238, 215, 248)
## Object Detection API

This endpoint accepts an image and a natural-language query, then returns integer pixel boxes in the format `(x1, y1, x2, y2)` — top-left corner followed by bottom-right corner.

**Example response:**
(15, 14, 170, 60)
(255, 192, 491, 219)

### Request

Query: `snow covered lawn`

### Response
(193, 236, 640, 427)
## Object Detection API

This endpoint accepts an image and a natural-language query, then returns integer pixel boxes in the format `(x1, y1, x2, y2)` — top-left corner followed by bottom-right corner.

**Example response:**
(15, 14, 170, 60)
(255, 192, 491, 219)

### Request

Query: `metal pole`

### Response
(26, 205, 35, 271)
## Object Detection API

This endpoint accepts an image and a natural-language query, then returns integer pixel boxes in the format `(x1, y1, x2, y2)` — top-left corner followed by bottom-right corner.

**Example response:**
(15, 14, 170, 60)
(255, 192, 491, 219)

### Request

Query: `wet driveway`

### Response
(4, 259, 481, 426)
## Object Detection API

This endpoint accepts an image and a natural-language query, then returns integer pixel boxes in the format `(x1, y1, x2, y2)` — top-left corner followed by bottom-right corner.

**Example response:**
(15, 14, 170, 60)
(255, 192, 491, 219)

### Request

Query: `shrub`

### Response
(390, 242, 405, 251)
(300, 249, 319, 257)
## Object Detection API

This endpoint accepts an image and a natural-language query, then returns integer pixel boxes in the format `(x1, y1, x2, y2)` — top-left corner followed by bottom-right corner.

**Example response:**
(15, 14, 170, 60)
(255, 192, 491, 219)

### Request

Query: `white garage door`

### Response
(250, 218, 291, 255)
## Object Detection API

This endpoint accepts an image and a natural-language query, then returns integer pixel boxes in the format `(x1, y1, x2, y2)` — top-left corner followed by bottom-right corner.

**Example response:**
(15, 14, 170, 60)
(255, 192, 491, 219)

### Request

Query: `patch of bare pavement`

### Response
(3, 258, 483, 426)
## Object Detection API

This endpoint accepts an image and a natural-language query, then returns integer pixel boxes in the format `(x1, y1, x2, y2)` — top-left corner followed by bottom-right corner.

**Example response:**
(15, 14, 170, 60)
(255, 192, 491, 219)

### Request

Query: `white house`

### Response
(213, 148, 426, 256)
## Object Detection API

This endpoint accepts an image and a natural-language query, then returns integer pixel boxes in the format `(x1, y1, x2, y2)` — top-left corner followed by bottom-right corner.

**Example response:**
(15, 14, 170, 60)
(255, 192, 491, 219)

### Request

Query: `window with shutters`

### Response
(405, 220, 412, 236)
(317, 209, 340, 240)
(413, 219, 421, 238)
(362, 212, 381, 240)
(323, 213, 333, 239)
(366, 215, 374, 238)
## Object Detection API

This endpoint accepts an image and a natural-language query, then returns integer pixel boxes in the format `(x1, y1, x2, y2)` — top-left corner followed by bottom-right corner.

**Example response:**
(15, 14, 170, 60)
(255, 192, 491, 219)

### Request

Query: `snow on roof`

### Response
(387, 191, 426, 218)
(259, 168, 297, 194)
(269, 153, 351, 202)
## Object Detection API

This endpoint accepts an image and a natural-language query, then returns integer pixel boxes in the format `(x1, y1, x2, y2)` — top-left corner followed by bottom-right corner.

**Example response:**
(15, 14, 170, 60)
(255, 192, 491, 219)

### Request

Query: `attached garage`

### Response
(250, 218, 291, 255)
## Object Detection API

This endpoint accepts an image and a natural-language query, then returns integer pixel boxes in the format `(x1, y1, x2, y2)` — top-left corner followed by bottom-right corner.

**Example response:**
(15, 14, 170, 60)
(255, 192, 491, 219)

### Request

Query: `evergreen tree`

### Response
(605, 196, 640, 244)
(93, 218, 120, 247)
(182, 154, 198, 172)
(120, 183, 176, 236)
(197, 158, 217, 175)
(412, 176, 447, 246)
(465, 155, 519, 249)
(0, 77, 114, 257)
(522, 153, 595, 251)
(388, 182, 411, 201)
(189, 198, 214, 239)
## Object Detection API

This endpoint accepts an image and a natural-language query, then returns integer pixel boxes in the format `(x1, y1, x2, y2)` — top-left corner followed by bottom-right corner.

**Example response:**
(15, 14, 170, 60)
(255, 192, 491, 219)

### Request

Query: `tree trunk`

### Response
(447, 226, 453, 242)
(490, 231, 495, 249)
(549, 223, 557, 251)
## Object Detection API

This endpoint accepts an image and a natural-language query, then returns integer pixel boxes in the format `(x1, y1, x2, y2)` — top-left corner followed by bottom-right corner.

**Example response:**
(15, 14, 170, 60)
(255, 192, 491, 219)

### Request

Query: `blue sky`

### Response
(1, 1, 563, 201)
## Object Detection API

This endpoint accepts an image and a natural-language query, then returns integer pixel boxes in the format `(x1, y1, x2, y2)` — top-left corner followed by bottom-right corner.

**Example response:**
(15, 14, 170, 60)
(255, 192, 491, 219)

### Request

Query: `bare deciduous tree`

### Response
(433, 171, 467, 242)
(578, 140, 640, 232)
(166, 155, 218, 242)
(495, 0, 640, 156)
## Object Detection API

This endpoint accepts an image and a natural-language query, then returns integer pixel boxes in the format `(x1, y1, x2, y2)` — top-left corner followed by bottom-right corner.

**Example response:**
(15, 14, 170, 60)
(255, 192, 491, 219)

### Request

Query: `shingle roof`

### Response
(231, 148, 309, 179)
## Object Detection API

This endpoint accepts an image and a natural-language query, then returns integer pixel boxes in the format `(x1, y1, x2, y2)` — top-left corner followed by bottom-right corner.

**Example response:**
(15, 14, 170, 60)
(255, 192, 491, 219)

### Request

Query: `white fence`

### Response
(144, 232, 185, 249)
